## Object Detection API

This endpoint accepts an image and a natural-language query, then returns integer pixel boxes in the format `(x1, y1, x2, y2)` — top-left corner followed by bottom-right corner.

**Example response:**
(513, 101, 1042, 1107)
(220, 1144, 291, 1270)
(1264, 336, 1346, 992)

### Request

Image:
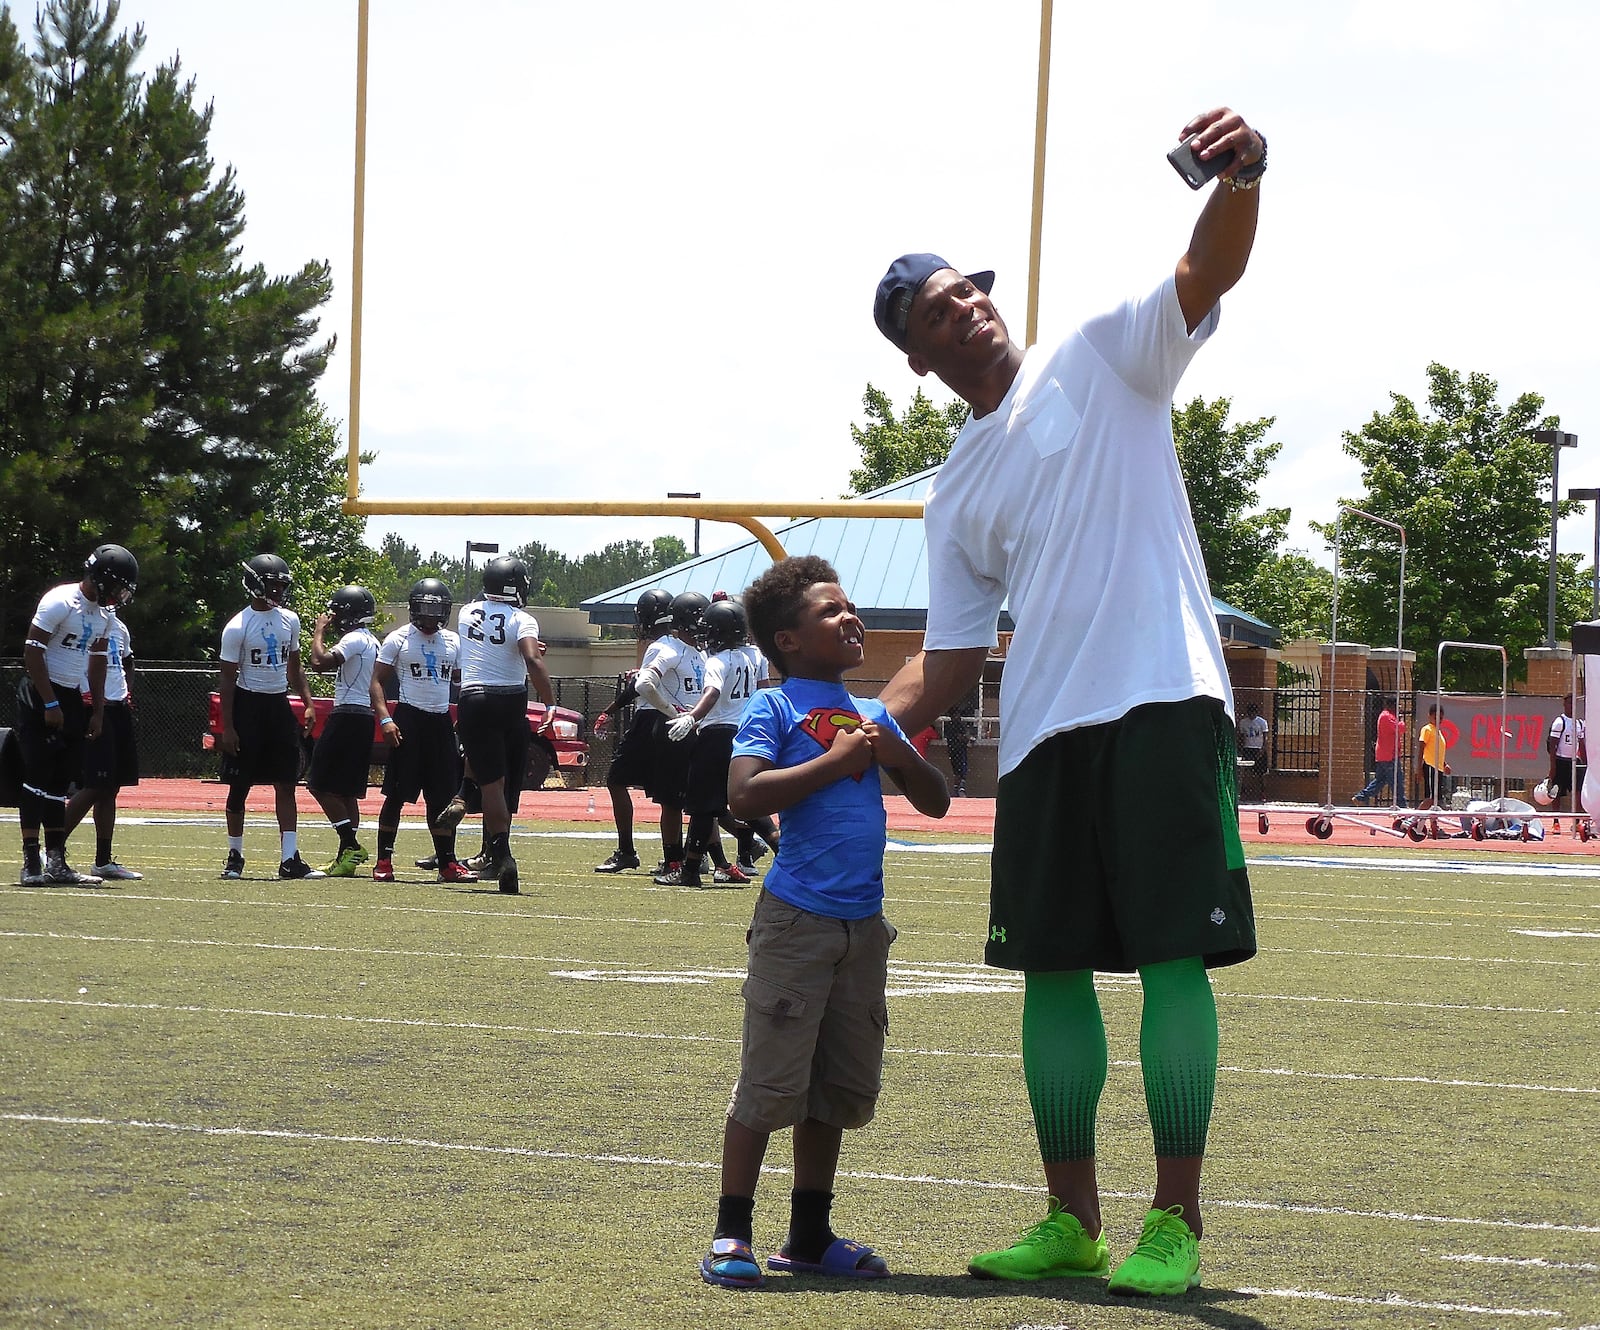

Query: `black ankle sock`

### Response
(96, 836, 113, 865)
(377, 833, 396, 859)
(785, 1189, 837, 1261)
(714, 1193, 755, 1245)
(432, 832, 453, 862)
(488, 832, 510, 859)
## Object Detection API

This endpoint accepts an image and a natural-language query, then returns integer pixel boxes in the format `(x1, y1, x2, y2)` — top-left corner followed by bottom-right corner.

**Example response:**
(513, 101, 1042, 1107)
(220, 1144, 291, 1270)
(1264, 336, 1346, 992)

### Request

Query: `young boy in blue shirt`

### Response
(700, 556, 949, 1289)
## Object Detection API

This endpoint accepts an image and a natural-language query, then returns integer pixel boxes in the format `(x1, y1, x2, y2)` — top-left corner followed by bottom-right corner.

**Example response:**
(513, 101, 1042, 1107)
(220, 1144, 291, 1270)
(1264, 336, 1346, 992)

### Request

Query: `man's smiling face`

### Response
(904, 268, 1012, 381)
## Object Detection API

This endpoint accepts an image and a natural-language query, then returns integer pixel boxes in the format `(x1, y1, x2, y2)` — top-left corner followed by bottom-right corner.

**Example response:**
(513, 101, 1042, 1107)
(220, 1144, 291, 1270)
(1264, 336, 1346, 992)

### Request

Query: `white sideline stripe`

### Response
(1231, 1288, 1561, 1318)
(1258, 855, 1600, 880)
(1515, 930, 1600, 939)
(1275, 886, 1600, 911)
(5, 997, 1595, 1095)
(6, 1113, 1598, 1237)
(1443, 1253, 1599, 1272)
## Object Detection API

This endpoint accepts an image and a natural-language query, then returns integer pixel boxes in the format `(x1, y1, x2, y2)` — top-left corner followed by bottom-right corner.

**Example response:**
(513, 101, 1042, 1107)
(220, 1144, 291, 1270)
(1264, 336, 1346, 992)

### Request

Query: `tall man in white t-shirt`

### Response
(874, 107, 1265, 1297)
(456, 555, 556, 895)
(65, 610, 142, 880)
(16, 544, 137, 886)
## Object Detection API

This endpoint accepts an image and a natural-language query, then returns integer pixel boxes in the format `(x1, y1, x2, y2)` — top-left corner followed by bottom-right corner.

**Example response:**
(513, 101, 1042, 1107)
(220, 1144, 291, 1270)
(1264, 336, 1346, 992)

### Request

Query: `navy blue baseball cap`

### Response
(874, 253, 995, 352)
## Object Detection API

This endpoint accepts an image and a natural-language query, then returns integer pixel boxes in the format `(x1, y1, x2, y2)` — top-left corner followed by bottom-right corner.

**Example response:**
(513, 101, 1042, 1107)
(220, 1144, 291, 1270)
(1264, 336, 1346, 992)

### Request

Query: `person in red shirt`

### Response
(1353, 697, 1407, 807)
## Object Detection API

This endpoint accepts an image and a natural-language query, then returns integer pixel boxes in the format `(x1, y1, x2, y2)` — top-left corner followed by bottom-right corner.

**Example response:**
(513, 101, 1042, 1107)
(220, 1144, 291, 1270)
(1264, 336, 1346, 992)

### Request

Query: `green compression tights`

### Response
(1138, 955, 1218, 1158)
(1022, 957, 1219, 1163)
(1022, 970, 1107, 1162)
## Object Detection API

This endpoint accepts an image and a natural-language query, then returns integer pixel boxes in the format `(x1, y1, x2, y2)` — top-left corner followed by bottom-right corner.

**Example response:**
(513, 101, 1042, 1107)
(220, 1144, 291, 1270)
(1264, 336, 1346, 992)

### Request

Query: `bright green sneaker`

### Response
(968, 1198, 1110, 1281)
(1107, 1205, 1200, 1296)
(325, 845, 363, 878)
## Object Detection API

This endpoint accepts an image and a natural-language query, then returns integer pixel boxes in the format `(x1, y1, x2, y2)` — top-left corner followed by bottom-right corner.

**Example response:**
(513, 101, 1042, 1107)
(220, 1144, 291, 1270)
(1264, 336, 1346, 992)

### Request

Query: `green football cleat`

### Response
(968, 1198, 1110, 1281)
(325, 845, 364, 878)
(1106, 1205, 1200, 1296)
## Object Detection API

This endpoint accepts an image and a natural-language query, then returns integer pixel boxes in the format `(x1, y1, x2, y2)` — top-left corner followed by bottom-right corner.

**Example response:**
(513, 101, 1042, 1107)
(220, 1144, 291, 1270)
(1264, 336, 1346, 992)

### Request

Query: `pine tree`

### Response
(0, 0, 331, 654)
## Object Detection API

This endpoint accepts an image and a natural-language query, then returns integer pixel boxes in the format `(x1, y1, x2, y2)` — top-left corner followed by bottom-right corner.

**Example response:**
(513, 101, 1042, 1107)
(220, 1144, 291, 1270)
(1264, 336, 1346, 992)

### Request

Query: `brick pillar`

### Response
(1320, 642, 1371, 806)
(1522, 646, 1578, 700)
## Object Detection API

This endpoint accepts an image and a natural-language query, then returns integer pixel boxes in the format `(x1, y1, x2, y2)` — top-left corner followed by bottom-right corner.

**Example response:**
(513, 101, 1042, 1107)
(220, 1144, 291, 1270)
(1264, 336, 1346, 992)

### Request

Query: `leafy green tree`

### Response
(0, 0, 331, 654)
(846, 384, 968, 494)
(1232, 550, 1334, 643)
(1172, 397, 1288, 604)
(1318, 363, 1589, 686)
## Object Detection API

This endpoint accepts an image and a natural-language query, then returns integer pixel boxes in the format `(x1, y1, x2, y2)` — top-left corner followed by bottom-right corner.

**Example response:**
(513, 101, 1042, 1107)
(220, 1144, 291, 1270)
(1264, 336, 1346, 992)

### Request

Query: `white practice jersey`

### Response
(378, 624, 461, 713)
(702, 645, 764, 726)
(220, 605, 303, 694)
(639, 634, 703, 714)
(31, 583, 110, 689)
(330, 628, 381, 707)
(458, 598, 540, 688)
(87, 615, 132, 703)
(1551, 714, 1586, 759)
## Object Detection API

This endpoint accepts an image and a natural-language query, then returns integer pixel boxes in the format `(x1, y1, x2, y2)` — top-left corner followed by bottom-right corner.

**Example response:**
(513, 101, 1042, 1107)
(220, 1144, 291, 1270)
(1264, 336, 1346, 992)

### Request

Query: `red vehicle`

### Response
(205, 692, 587, 788)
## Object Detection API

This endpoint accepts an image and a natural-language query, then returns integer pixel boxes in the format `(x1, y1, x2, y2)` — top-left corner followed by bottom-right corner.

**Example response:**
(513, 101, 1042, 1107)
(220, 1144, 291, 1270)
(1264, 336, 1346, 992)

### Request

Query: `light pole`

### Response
(463, 540, 499, 604)
(1568, 486, 1600, 621)
(1534, 429, 1578, 646)
(667, 491, 701, 557)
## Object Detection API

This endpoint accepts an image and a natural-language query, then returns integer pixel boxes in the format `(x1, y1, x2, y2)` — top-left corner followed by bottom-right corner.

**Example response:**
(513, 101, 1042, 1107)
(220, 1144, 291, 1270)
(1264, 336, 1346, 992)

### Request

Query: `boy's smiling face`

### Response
(775, 582, 864, 679)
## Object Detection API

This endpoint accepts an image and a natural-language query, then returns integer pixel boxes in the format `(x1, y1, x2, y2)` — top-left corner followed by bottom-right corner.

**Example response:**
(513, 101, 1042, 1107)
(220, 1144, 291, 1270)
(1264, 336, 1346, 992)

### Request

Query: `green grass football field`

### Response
(2, 817, 1597, 1330)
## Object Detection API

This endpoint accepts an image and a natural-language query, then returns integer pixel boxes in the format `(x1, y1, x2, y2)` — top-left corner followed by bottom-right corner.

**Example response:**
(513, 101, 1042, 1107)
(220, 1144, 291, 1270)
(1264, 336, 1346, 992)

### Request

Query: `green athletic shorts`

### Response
(988, 696, 1256, 974)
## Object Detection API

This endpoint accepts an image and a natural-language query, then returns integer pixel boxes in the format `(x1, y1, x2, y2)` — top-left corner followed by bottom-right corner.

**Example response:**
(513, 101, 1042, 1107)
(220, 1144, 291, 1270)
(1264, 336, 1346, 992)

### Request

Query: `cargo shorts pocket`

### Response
(741, 974, 809, 1024)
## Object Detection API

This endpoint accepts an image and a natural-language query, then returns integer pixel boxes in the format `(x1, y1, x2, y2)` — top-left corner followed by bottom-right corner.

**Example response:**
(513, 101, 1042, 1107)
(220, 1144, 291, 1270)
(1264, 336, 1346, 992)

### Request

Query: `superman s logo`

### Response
(800, 707, 868, 780)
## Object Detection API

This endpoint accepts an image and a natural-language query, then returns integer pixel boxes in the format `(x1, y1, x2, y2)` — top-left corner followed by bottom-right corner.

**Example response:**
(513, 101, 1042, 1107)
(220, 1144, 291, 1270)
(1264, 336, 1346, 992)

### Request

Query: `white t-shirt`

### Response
(378, 624, 461, 713)
(458, 597, 540, 689)
(638, 634, 704, 714)
(220, 605, 302, 694)
(923, 275, 1229, 778)
(85, 615, 132, 703)
(1551, 714, 1586, 759)
(329, 628, 381, 708)
(1239, 713, 1268, 752)
(702, 644, 765, 726)
(31, 583, 110, 689)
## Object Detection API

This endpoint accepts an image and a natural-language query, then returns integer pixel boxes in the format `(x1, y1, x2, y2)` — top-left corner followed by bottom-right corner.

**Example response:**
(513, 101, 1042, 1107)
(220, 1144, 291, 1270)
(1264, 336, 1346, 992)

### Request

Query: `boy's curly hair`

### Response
(742, 555, 841, 677)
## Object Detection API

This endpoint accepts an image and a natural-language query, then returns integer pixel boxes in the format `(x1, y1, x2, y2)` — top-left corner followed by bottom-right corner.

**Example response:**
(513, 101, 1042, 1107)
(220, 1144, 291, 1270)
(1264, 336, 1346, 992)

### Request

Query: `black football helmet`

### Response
(635, 588, 673, 638)
(327, 585, 377, 633)
(668, 591, 710, 643)
(83, 544, 139, 608)
(481, 555, 530, 606)
(701, 598, 747, 652)
(242, 553, 293, 606)
(408, 577, 452, 628)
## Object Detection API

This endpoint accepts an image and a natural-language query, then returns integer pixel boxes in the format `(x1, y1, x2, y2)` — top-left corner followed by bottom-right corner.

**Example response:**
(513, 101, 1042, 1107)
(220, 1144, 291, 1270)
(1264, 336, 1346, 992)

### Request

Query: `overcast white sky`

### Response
(95, 0, 1600, 572)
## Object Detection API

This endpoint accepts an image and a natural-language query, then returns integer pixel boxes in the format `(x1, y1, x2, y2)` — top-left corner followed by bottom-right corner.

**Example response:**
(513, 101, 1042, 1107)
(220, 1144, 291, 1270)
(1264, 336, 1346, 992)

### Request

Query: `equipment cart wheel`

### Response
(1579, 820, 1592, 843)
(1470, 821, 1486, 841)
(1258, 813, 1269, 835)
(1406, 821, 1427, 843)
(1312, 817, 1334, 840)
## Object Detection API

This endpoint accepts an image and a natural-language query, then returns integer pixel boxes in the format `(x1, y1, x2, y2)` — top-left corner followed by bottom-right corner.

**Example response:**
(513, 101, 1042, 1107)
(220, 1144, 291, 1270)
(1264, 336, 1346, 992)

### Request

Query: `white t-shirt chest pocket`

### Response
(1016, 378, 1081, 459)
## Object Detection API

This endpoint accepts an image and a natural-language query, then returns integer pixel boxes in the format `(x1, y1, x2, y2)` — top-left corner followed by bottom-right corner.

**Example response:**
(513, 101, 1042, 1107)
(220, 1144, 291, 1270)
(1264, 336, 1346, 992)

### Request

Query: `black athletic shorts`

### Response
(1422, 765, 1448, 802)
(220, 689, 301, 788)
(989, 696, 1257, 974)
(684, 724, 735, 816)
(81, 699, 139, 789)
(456, 687, 528, 793)
(15, 678, 88, 802)
(607, 709, 666, 794)
(381, 704, 461, 812)
(307, 707, 375, 798)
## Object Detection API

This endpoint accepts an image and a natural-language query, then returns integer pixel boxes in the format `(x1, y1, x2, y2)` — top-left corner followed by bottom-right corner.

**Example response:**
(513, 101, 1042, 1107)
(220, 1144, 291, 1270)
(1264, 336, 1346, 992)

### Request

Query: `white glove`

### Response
(667, 714, 698, 742)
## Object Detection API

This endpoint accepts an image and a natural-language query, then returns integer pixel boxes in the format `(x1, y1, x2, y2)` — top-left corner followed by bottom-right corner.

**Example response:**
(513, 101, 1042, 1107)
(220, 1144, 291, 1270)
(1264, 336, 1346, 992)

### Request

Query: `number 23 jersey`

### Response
(457, 598, 539, 688)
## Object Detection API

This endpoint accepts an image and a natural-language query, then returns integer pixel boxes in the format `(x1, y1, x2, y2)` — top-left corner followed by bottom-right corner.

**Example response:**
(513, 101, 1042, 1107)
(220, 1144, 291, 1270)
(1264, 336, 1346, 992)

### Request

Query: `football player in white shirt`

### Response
(594, 590, 705, 873)
(217, 553, 322, 880)
(874, 106, 1265, 1296)
(455, 555, 555, 895)
(16, 544, 134, 886)
(368, 578, 473, 884)
(659, 598, 773, 886)
(307, 586, 383, 877)
(64, 611, 143, 879)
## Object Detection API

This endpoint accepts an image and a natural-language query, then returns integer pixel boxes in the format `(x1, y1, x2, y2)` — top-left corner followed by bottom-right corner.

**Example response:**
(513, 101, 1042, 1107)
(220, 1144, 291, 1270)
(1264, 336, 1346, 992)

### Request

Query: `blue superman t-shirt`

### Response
(732, 676, 907, 921)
